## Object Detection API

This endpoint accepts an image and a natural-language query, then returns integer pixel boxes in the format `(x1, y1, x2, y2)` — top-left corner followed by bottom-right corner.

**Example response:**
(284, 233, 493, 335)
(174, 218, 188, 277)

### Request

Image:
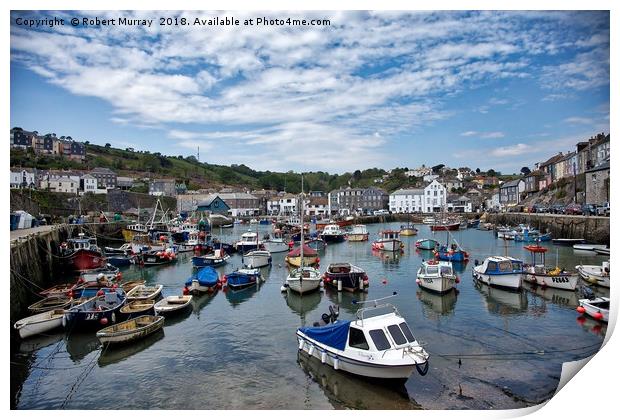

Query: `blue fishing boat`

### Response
(63, 289, 126, 329)
(434, 244, 469, 262)
(185, 266, 220, 294)
(107, 255, 133, 267)
(259, 219, 271, 225)
(224, 268, 262, 290)
(192, 249, 230, 268)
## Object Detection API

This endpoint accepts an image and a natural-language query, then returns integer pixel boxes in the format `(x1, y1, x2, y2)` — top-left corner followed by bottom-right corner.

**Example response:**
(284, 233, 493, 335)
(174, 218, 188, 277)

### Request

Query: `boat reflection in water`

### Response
(283, 288, 321, 318)
(297, 351, 420, 410)
(449, 260, 468, 274)
(474, 279, 528, 316)
(18, 332, 64, 354)
(416, 288, 458, 320)
(190, 290, 219, 318)
(575, 316, 607, 338)
(98, 329, 165, 367)
(65, 332, 101, 362)
(323, 287, 366, 317)
(224, 281, 263, 307)
(371, 249, 402, 266)
(523, 282, 579, 308)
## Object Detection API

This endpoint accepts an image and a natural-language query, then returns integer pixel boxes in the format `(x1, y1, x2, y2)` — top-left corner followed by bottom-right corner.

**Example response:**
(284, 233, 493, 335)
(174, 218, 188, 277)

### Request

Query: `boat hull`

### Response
(415, 239, 438, 251)
(576, 265, 610, 287)
(154, 296, 192, 314)
(372, 240, 403, 252)
(243, 252, 272, 269)
(296, 333, 419, 380)
(579, 298, 609, 322)
(287, 278, 321, 294)
(263, 240, 290, 253)
(14, 310, 65, 339)
(416, 274, 456, 294)
(285, 255, 319, 267)
(97, 315, 164, 345)
(522, 269, 579, 291)
(347, 234, 369, 242)
(472, 268, 522, 290)
(192, 254, 230, 268)
(430, 223, 460, 231)
(66, 249, 105, 271)
(320, 234, 346, 243)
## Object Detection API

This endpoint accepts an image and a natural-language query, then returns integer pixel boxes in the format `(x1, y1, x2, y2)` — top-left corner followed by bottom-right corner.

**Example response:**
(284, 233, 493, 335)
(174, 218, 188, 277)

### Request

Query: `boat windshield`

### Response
(440, 265, 453, 276)
(369, 329, 391, 351)
(498, 261, 513, 272)
(511, 261, 522, 271)
(387, 324, 407, 345)
(348, 327, 369, 350)
(399, 322, 416, 343)
(426, 266, 439, 275)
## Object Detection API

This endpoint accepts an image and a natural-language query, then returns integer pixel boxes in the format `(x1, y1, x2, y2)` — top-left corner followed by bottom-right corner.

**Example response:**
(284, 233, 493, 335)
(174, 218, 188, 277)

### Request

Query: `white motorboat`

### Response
(319, 224, 346, 243)
(234, 231, 263, 253)
(371, 230, 404, 252)
(263, 231, 290, 253)
(347, 224, 369, 242)
(14, 309, 65, 339)
(296, 296, 429, 379)
(422, 217, 436, 224)
(577, 297, 609, 322)
(472, 256, 523, 290)
(287, 266, 322, 294)
(416, 260, 458, 294)
(243, 249, 272, 268)
(154, 295, 193, 314)
(575, 261, 610, 288)
(573, 243, 606, 252)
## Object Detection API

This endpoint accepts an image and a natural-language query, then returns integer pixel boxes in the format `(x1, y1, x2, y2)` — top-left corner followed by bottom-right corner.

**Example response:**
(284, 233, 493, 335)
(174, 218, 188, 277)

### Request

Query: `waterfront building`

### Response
(523, 170, 546, 197)
(149, 178, 176, 197)
(116, 176, 134, 190)
(447, 195, 472, 213)
(585, 160, 610, 205)
(91, 167, 117, 189)
(40, 175, 78, 194)
(577, 133, 610, 174)
(389, 189, 424, 213)
(441, 178, 463, 191)
(422, 180, 446, 213)
(305, 197, 328, 216)
(218, 192, 260, 217)
(79, 174, 97, 195)
(10, 168, 37, 189)
(485, 192, 502, 211)
(499, 179, 525, 207)
(328, 187, 388, 215)
(537, 153, 565, 183)
(268, 193, 298, 216)
(195, 195, 231, 215)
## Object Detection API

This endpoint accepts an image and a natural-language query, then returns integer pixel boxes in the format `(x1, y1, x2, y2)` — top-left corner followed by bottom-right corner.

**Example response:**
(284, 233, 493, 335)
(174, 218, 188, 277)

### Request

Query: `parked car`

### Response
(373, 209, 390, 216)
(550, 204, 566, 214)
(536, 205, 549, 213)
(582, 203, 597, 216)
(565, 203, 583, 215)
(597, 202, 610, 216)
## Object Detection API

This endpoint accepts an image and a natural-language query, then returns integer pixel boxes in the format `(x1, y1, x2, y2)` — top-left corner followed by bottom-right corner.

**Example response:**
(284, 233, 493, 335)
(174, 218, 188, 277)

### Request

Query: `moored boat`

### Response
(594, 247, 610, 256)
(577, 297, 609, 322)
(64, 289, 127, 329)
(323, 263, 369, 292)
(119, 300, 156, 319)
(371, 230, 404, 252)
(96, 315, 165, 345)
(242, 249, 272, 269)
(192, 249, 230, 268)
(319, 224, 346, 243)
(552, 238, 586, 246)
(416, 260, 458, 294)
(295, 296, 429, 379)
(472, 256, 523, 290)
(430, 221, 460, 231)
(399, 223, 418, 237)
(347, 225, 369, 242)
(60, 233, 105, 271)
(79, 264, 121, 283)
(305, 238, 327, 251)
(14, 309, 65, 339)
(434, 244, 469, 262)
(285, 244, 319, 267)
(39, 283, 76, 298)
(234, 231, 263, 253)
(184, 266, 220, 294)
(522, 245, 579, 290)
(119, 280, 145, 293)
(224, 268, 262, 290)
(154, 295, 193, 315)
(415, 238, 439, 251)
(575, 261, 610, 288)
(286, 266, 322, 294)
(28, 295, 73, 313)
(138, 249, 178, 266)
(126, 284, 163, 301)
(263, 230, 290, 253)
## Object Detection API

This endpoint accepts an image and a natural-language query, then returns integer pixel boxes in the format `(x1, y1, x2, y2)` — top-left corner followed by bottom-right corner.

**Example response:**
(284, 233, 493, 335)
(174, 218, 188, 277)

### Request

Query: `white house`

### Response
(447, 195, 473, 213)
(267, 193, 298, 216)
(423, 180, 447, 212)
(305, 197, 328, 216)
(389, 189, 424, 213)
(486, 193, 502, 211)
(79, 174, 97, 195)
(40, 175, 78, 194)
(10, 168, 36, 189)
(423, 174, 440, 183)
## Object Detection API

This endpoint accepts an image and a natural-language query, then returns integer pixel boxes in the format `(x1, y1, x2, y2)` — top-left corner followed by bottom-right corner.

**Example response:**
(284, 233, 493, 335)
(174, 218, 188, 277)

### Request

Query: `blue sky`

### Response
(10, 10, 609, 174)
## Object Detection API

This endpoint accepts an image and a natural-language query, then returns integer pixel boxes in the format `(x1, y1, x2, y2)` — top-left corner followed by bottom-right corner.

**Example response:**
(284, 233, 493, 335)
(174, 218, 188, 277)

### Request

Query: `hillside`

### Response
(11, 144, 400, 193)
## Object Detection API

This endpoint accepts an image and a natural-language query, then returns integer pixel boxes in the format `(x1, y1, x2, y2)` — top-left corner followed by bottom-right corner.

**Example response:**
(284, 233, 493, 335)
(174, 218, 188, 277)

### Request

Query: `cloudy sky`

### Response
(10, 10, 609, 174)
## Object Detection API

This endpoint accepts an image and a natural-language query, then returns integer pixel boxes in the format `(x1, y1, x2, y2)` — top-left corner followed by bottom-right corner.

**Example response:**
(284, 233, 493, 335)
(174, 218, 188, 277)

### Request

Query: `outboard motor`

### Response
(313, 305, 340, 327)
(580, 285, 595, 300)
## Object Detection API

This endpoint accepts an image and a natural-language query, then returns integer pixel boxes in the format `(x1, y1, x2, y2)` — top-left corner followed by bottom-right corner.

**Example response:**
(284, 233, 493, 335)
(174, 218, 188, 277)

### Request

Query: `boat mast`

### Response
(300, 174, 305, 273)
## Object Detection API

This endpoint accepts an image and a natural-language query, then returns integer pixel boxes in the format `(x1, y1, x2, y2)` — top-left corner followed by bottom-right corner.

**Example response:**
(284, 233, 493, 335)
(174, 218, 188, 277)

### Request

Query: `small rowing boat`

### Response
(126, 284, 163, 301)
(154, 295, 193, 315)
(96, 315, 165, 345)
(14, 309, 65, 339)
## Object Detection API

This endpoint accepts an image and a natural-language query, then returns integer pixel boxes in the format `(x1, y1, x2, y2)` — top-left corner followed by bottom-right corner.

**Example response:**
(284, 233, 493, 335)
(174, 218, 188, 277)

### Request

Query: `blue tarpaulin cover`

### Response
(185, 266, 219, 287)
(298, 320, 351, 351)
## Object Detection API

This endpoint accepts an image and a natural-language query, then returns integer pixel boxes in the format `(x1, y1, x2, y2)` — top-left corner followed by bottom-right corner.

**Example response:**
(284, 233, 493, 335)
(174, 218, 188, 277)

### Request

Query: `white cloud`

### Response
(460, 131, 478, 137)
(564, 117, 594, 125)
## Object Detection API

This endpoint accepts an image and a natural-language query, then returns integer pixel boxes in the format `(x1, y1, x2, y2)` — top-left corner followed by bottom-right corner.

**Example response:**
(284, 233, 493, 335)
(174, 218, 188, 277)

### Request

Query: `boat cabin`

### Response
(240, 231, 258, 242)
(478, 256, 523, 275)
(350, 225, 368, 234)
(322, 224, 344, 235)
(420, 261, 453, 277)
(380, 230, 400, 240)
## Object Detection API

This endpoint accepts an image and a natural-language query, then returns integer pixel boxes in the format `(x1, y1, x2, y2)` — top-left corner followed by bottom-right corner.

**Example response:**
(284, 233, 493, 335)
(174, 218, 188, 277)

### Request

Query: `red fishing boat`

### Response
(60, 233, 105, 271)
(430, 221, 460, 231)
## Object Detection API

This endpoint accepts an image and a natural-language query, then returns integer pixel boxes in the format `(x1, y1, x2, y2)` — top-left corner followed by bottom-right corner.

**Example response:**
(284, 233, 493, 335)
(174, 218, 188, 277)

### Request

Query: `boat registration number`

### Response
(85, 313, 100, 320)
(147, 258, 156, 262)
(551, 277, 569, 283)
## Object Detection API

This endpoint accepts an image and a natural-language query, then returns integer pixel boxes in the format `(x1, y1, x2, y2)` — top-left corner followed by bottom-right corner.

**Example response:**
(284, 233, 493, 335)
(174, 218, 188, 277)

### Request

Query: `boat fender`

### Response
(100, 317, 109, 325)
(416, 361, 429, 376)
(298, 338, 304, 350)
(308, 344, 315, 356)
(333, 356, 339, 370)
(576, 306, 586, 314)
(594, 312, 604, 321)
(321, 350, 327, 364)
(382, 279, 388, 284)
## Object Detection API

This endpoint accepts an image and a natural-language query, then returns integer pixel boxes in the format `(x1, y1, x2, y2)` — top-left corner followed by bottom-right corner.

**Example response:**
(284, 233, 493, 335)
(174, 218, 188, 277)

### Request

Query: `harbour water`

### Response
(11, 223, 608, 409)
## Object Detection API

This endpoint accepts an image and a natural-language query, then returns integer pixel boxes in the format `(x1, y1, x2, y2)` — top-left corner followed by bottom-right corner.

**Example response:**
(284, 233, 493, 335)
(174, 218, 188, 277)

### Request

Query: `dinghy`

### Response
(576, 261, 610, 288)
(323, 263, 369, 292)
(242, 249, 272, 269)
(120, 280, 145, 293)
(119, 300, 156, 319)
(126, 284, 163, 301)
(225, 268, 262, 290)
(296, 296, 429, 380)
(415, 238, 439, 251)
(63, 290, 126, 329)
(154, 295, 193, 315)
(96, 315, 165, 345)
(185, 266, 220, 294)
(577, 297, 609, 322)
(14, 309, 65, 339)
(28, 295, 73, 313)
